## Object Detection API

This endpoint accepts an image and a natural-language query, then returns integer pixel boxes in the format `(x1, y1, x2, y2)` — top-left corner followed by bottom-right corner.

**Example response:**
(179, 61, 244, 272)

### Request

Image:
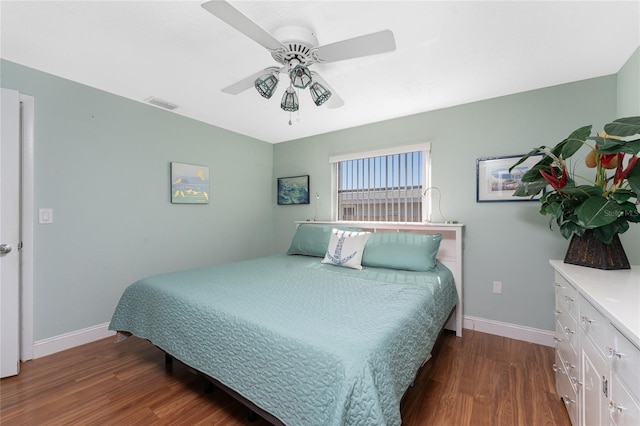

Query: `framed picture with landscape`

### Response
(277, 175, 310, 205)
(476, 154, 545, 202)
(171, 162, 210, 204)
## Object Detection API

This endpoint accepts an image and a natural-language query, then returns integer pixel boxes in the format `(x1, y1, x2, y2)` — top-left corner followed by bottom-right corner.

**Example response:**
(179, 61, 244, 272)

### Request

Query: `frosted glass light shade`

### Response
(289, 64, 312, 89)
(255, 73, 279, 99)
(280, 87, 299, 112)
(309, 82, 332, 106)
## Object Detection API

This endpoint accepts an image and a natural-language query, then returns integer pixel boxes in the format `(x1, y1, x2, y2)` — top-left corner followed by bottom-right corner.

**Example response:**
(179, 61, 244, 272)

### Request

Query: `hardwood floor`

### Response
(1, 330, 571, 425)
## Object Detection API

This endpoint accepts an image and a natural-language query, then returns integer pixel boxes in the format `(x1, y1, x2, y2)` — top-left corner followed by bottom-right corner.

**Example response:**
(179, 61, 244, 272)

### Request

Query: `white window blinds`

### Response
(330, 143, 430, 222)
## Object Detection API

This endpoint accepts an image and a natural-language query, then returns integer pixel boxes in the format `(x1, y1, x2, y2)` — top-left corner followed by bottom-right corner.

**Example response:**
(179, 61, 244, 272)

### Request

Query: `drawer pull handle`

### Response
(606, 346, 624, 359)
(552, 363, 560, 372)
(553, 336, 563, 343)
(554, 310, 562, 316)
(609, 400, 624, 413)
(554, 283, 563, 288)
(570, 376, 582, 387)
(564, 296, 575, 303)
(562, 396, 575, 406)
(564, 327, 575, 335)
(580, 315, 593, 325)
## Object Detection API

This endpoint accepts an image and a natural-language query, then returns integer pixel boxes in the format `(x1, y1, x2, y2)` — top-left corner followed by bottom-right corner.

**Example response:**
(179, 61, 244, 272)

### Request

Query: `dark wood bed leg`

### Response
(248, 410, 259, 422)
(164, 353, 174, 372)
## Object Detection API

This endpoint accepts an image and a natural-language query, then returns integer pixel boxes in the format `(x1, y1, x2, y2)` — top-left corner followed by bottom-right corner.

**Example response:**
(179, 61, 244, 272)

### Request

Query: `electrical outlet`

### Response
(493, 281, 502, 294)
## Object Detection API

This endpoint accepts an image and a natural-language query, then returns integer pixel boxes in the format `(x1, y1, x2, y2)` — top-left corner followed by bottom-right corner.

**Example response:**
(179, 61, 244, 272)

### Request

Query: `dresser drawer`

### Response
(579, 294, 609, 356)
(555, 273, 578, 320)
(610, 327, 640, 401)
(553, 352, 578, 425)
(556, 319, 578, 385)
(557, 311, 578, 358)
(556, 351, 579, 425)
(609, 373, 640, 426)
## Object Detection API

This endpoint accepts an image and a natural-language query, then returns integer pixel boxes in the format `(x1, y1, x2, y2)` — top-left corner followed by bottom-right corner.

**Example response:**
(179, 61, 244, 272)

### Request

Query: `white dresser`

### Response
(551, 260, 640, 426)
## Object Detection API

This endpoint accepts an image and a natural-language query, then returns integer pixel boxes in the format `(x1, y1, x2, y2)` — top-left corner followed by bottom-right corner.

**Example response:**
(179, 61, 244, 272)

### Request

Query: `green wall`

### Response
(617, 47, 640, 118)
(274, 74, 638, 332)
(1, 60, 275, 340)
(2, 46, 638, 341)
(617, 47, 640, 264)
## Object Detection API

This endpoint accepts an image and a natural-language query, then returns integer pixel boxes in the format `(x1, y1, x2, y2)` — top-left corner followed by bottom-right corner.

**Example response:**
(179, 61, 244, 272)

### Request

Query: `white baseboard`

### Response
(463, 315, 555, 347)
(32, 322, 115, 359)
(30, 316, 554, 359)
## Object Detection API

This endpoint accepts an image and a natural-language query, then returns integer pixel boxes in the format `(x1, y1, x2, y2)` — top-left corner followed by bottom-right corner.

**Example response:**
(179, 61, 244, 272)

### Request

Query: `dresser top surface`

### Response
(550, 260, 640, 348)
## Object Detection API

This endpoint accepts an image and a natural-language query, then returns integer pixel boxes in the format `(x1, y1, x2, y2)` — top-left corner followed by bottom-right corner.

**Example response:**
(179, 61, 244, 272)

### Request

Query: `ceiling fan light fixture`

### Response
(255, 73, 279, 99)
(309, 82, 332, 106)
(280, 86, 299, 112)
(289, 64, 312, 89)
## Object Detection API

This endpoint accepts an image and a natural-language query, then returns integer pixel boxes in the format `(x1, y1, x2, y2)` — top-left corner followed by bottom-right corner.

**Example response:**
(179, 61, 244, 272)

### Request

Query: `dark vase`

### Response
(564, 229, 630, 270)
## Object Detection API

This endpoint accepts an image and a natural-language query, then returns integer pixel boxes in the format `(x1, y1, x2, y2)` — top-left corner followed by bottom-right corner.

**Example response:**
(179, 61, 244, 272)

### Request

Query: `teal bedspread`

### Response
(109, 254, 457, 426)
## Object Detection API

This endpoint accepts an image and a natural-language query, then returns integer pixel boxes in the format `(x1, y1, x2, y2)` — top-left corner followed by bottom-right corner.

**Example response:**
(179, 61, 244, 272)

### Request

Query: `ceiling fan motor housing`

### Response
(271, 26, 319, 66)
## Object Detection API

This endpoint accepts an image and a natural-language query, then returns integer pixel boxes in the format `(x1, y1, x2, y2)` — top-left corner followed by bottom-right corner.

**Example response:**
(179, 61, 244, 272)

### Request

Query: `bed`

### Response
(109, 223, 462, 426)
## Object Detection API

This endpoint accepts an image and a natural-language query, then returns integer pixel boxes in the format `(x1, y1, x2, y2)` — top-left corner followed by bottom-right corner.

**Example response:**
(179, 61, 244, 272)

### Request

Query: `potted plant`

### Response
(510, 116, 640, 269)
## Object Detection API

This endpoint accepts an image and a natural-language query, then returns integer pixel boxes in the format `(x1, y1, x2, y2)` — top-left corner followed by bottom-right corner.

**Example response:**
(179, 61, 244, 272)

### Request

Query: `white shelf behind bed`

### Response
(295, 221, 464, 337)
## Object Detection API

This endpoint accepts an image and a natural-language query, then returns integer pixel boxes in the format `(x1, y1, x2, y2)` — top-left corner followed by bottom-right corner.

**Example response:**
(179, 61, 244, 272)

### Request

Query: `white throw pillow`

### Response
(322, 229, 371, 270)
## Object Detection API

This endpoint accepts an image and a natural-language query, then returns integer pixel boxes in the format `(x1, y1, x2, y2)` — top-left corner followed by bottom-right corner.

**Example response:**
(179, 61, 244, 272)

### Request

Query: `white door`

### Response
(1, 88, 21, 377)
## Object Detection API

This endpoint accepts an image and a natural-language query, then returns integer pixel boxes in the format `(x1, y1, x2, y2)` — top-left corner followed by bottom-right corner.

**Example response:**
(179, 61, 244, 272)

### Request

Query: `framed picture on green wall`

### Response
(476, 154, 544, 202)
(277, 175, 310, 205)
(171, 162, 209, 204)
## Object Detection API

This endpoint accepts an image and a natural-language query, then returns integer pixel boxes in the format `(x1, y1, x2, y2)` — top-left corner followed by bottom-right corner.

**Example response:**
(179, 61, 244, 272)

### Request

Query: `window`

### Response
(330, 143, 431, 222)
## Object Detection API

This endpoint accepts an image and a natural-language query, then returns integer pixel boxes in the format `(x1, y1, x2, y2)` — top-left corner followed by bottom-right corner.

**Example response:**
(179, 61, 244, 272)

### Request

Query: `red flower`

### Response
(600, 153, 619, 169)
(614, 155, 638, 185)
(540, 165, 567, 191)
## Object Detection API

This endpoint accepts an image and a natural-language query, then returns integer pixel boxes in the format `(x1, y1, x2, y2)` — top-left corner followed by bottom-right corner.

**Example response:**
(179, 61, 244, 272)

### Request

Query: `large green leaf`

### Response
(513, 180, 547, 197)
(562, 185, 602, 198)
(610, 190, 634, 203)
(542, 201, 563, 219)
(591, 138, 640, 156)
(561, 125, 591, 158)
(618, 201, 640, 223)
(574, 196, 621, 228)
(560, 220, 585, 240)
(520, 160, 553, 182)
(508, 147, 546, 172)
(604, 116, 640, 138)
(626, 157, 640, 196)
(593, 223, 618, 244)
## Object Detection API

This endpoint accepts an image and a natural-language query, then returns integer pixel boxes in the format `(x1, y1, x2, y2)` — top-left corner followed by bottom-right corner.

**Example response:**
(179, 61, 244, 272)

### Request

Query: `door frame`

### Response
(20, 93, 35, 361)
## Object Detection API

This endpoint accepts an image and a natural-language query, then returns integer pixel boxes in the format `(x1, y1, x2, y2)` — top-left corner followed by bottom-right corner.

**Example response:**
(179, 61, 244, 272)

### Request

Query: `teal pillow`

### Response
(362, 232, 442, 271)
(287, 224, 362, 257)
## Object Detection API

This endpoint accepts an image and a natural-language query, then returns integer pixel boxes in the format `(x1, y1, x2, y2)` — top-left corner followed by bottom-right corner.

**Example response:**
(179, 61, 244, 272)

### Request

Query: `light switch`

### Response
(39, 208, 53, 224)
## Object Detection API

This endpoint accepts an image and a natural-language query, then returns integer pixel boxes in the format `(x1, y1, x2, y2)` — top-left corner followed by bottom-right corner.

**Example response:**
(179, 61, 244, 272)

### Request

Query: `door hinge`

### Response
(18, 241, 23, 250)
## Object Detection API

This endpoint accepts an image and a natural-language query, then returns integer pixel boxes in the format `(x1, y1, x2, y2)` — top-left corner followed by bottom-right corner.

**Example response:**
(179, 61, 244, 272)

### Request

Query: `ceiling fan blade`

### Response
(222, 67, 280, 95)
(312, 73, 344, 109)
(314, 30, 396, 63)
(201, 1, 283, 51)
(315, 30, 396, 62)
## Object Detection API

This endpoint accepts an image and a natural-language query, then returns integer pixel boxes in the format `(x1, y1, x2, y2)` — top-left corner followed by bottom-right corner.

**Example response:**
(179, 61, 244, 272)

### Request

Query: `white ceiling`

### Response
(1, 1, 639, 143)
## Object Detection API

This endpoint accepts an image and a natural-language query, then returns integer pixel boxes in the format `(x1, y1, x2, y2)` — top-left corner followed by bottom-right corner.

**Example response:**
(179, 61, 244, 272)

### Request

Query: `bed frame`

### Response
(164, 352, 285, 425)
(161, 221, 465, 424)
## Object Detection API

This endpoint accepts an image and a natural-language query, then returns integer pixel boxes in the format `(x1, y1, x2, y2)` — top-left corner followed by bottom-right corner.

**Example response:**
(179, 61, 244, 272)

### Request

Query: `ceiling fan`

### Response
(201, 1, 396, 121)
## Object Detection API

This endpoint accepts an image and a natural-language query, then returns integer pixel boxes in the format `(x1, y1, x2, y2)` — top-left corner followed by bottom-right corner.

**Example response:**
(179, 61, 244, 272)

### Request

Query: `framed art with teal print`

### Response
(277, 175, 310, 205)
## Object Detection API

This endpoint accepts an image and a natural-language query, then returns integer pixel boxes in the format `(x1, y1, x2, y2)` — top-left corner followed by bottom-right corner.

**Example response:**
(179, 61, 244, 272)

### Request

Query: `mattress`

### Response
(109, 254, 457, 426)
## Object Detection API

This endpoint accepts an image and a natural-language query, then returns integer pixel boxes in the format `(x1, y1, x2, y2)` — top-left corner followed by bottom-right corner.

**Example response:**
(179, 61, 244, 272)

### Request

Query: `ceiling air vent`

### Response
(145, 97, 178, 111)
